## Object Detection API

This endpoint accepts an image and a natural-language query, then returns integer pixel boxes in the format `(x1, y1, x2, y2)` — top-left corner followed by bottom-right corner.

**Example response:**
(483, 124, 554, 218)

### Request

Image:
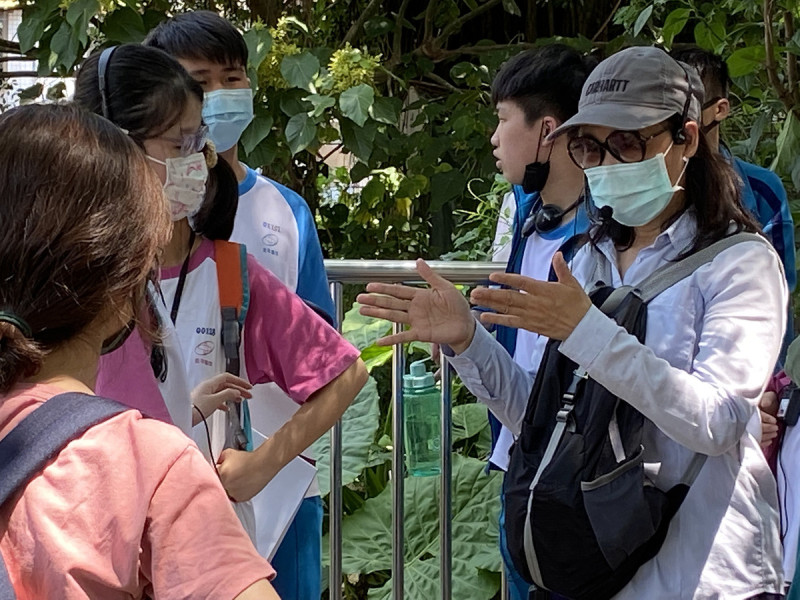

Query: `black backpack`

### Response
(503, 232, 764, 600)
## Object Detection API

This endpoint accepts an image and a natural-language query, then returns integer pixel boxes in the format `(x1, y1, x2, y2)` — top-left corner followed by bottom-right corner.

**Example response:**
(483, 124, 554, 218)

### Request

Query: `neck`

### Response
(221, 146, 247, 182)
(706, 126, 720, 154)
(162, 218, 197, 267)
(630, 191, 686, 248)
(25, 335, 100, 394)
(538, 154, 586, 212)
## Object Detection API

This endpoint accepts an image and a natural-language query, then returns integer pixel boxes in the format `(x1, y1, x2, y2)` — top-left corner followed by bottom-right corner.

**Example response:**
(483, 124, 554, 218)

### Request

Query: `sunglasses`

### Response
(156, 124, 209, 157)
(567, 126, 671, 169)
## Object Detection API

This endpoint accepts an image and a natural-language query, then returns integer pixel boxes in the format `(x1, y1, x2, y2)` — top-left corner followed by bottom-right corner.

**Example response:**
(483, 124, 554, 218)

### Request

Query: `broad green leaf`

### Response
(361, 177, 386, 207)
(17, 0, 59, 53)
(285, 112, 317, 155)
(661, 8, 691, 47)
(369, 96, 402, 125)
(65, 0, 98, 46)
(340, 117, 377, 162)
(452, 403, 490, 443)
(633, 4, 654, 37)
(328, 454, 502, 599)
(243, 28, 272, 71)
(306, 93, 336, 117)
(501, 0, 521, 17)
(339, 84, 375, 127)
(240, 114, 273, 155)
(281, 52, 320, 90)
(361, 344, 394, 372)
(430, 169, 467, 211)
(103, 7, 147, 44)
(341, 303, 391, 351)
(311, 375, 381, 497)
(727, 45, 766, 78)
(49, 22, 80, 71)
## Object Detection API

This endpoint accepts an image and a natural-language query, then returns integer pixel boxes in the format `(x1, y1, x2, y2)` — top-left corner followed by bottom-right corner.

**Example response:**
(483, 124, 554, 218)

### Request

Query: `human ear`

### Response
(714, 98, 731, 122)
(540, 116, 559, 146)
(681, 121, 700, 159)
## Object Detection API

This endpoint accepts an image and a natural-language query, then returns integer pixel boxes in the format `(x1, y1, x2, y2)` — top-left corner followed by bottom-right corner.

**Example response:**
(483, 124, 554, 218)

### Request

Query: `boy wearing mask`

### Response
(145, 12, 333, 600)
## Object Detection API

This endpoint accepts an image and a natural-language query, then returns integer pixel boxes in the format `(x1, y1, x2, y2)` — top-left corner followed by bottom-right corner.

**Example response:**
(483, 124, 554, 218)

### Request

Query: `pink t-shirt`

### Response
(0, 383, 273, 599)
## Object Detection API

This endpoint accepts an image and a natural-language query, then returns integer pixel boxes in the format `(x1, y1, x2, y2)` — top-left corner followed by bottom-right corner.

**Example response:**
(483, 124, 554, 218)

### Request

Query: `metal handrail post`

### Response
(329, 281, 344, 600)
(392, 324, 405, 599)
(440, 357, 452, 600)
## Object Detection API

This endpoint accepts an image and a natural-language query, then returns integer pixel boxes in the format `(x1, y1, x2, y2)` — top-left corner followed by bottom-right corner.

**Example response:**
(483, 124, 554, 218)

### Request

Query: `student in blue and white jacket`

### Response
(146, 12, 334, 600)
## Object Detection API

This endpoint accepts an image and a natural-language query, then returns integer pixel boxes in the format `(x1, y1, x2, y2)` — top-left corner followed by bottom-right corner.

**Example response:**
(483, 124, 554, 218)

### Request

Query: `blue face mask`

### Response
(202, 88, 254, 152)
(585, 144, 689, 227)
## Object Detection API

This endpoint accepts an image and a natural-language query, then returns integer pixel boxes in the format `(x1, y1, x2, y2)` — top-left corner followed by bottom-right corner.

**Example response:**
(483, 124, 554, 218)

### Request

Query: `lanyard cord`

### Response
(170, 229, 196, 325)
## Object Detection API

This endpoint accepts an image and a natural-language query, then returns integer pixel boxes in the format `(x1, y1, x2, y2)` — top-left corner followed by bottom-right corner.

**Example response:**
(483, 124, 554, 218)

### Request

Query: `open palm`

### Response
(357, 259, 476, 352)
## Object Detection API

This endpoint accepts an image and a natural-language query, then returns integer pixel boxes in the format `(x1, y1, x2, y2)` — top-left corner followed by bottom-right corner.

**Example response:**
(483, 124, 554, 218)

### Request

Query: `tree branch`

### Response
(434, 0, 503, 48)
(423, 0, 439, 45)
(592, 0, 623, 42)
(0, 71, 40, 79)
(342, 0, 382, 46)
(391, 0, 412, 63)
(763, 0, 795, 115)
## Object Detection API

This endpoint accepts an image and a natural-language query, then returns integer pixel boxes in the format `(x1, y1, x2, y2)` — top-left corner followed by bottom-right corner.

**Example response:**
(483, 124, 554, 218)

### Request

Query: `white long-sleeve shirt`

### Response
(450, 210, 787, 599)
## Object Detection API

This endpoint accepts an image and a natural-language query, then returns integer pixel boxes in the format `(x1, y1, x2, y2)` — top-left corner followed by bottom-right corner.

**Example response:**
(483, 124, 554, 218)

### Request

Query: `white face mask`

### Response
(585, 143, 689, 228)
(148, 152, 209, 222)
(202, 88, 254, 152)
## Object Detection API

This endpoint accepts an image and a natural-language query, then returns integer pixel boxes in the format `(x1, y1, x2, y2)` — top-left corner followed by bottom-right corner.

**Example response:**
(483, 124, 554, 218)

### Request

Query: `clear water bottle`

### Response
(403, 359, 441, 477)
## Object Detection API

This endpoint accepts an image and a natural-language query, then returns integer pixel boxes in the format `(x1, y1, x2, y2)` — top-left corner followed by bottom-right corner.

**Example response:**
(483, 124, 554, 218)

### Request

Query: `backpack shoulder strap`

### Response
(212, 239, 251, 451)
(637, 232, 766, 303)
(0, 393, 127, 599)
(213, 240, 250, 375)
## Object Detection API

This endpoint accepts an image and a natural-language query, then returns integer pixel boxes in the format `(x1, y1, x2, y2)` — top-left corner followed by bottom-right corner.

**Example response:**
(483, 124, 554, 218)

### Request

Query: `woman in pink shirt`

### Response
(0, 104, 277, 598)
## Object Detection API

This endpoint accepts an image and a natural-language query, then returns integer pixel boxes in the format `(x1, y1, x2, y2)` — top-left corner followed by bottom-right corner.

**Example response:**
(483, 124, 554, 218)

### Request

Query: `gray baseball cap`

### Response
(550, 46, 703, 138)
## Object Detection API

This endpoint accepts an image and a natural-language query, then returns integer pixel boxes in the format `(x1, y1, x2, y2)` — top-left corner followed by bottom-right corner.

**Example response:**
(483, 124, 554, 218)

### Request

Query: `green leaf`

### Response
(341, 303, 391, 351)
(369, 96, 402, 125)
(240, 114, 273, 155)
(430, 169, 467, 211)
(103, 7, 147, 44)
(633, 4, 654, 37)
(360, 177, 386, 207)
(340, 117, 377, 162)
(17, 0, 60, 53)
(727, 45, 766, 78)
(284, 112, 317, 155)
(17, 83, 43, 103)
(305, 93, 336, 118)
(65, 0, 99, 46)
(49, 22, 80, 71)
(360, 344, 394, 372)
(339, 84, 375, 127)
(771, 112, 800, 175)
(661, 8, 691, 48)
(280, 52, 320, 90)
(501, 0, 521, 16)
(311, 375, 381, 497)
(452, 403, 490, 443)
(328, 454, 502, 599)
(243, 28, 272, 71)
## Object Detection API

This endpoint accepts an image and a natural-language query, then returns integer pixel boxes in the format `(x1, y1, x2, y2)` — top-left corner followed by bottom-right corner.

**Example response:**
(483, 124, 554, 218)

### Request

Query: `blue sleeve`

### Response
(270, 181, 336, 323)
(736, 159, 797, 291)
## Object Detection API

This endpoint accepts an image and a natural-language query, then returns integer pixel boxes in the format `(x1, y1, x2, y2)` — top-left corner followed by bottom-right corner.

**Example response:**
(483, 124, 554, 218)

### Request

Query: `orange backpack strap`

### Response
(213, 239, 251, 451)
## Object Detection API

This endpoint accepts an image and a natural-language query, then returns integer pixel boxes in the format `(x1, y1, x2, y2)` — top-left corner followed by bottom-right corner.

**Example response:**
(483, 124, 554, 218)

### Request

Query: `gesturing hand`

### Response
(357, 259, 476, 354)
(191, 373, 253, 426)
(471, 252, 592, 341)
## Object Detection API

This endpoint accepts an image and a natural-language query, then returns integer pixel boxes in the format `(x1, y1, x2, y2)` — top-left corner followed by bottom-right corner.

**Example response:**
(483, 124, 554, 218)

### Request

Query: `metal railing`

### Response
(325, 259, 505, 600)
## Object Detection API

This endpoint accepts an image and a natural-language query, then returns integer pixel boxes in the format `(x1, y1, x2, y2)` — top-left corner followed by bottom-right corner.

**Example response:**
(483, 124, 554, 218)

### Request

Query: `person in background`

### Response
(143, 13, 338, 598)
(0, 102, 277, 599)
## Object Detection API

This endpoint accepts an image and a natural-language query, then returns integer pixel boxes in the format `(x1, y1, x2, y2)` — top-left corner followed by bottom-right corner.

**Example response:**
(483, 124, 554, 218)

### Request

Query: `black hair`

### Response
(670, 47, 729, 101)
(589, 115, 759, 254)
(491, 44, 596, 124)
(73, 44, 238, 241)
(144, 10, 248, 69)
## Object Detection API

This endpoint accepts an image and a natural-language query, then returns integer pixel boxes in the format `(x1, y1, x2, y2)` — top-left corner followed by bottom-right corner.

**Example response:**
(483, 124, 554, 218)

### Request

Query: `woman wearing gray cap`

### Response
(359, 46, 786, 599)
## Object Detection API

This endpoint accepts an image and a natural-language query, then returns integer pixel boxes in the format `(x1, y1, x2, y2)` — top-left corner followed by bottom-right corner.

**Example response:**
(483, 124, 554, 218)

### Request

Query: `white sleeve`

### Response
(559, 241, 787, 456)
(447, 322, 535, 435)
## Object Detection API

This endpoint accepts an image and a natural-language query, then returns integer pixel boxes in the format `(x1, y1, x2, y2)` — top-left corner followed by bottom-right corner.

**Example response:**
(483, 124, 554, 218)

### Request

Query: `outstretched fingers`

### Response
(358, 303, 411, 325)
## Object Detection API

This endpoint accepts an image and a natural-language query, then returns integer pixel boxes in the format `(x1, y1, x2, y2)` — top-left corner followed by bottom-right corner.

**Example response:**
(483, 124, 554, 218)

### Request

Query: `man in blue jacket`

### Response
(485, 45, 594, 600)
